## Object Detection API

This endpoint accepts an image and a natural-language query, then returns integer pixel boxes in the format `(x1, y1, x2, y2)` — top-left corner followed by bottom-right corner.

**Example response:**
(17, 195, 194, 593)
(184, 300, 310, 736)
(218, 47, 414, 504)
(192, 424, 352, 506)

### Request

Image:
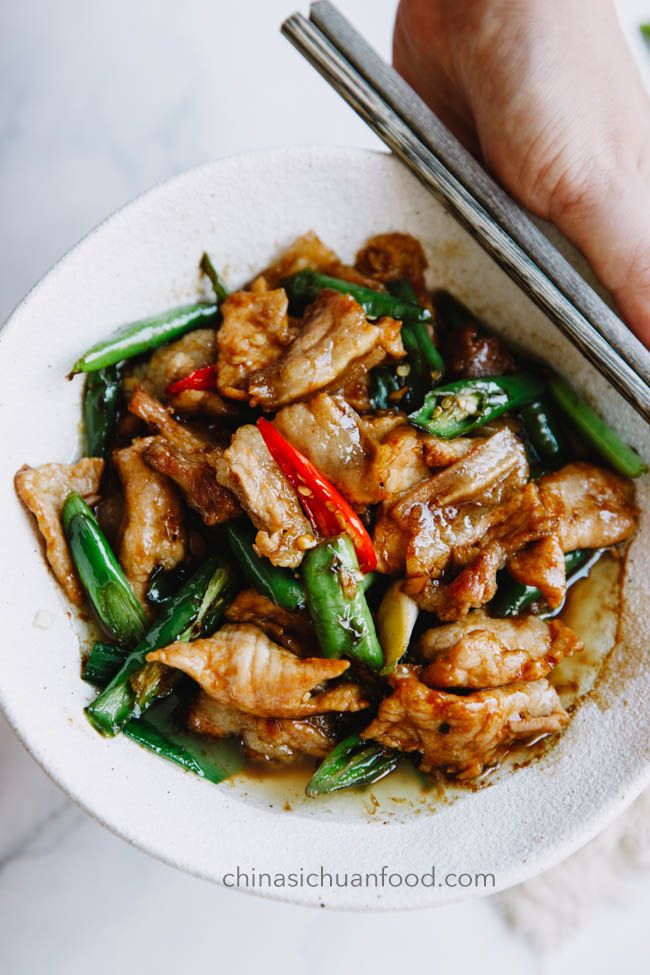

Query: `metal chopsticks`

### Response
(281, 2, 650, 423)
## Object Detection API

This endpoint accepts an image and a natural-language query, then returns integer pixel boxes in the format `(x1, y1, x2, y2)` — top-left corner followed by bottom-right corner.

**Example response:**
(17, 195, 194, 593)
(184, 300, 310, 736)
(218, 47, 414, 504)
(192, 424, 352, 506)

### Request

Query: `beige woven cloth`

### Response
(496, 788, 650, 949)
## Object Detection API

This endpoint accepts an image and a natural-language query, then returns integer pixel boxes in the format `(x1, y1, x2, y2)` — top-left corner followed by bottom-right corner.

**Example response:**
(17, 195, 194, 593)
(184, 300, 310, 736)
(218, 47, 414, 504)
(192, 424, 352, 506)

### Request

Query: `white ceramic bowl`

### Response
(1, 146, 648, 910)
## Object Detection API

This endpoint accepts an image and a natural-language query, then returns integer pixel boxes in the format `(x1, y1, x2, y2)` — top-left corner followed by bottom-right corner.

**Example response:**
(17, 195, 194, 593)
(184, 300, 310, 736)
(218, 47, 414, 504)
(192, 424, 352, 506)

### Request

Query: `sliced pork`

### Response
(362, 669, 568, 778)
(247, 290, 405, 410)
(216, 424, 316, 567)
(187, 693, 337, 763)
(113, 438, 186, 604)
(148, 623, 368, 718)
(15, 458, 104, 605)
(418, 612, 582, 688)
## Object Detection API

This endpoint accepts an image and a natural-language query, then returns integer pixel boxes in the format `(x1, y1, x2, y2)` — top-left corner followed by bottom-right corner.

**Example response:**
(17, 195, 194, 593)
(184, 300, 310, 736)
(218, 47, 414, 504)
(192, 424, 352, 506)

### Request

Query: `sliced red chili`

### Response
(257, 417, 377, 572)
(165, 364, 216, 396)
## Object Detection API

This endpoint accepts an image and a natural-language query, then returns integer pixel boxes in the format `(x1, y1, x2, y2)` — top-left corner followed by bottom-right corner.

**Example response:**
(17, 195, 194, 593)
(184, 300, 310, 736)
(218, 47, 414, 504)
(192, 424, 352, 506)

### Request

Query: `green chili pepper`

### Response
(519, 398, 566, 468)
(85, 555, 236, 736)
(548, 374, 647, 478)
(123, 695, 243, 785)
(301, 535, 383, 671)
(369, 366, 401, 410)
(409, 373, 545, 438)
(282, 269, 432, 323)
(226, 520, 305, 611)
(83, 641, 128, 686)
(62, 492, 147, 646)
(146, 563, 192, 608)
(70, 302, 219, 375)
(83, 366, 122, 457)
(305, 733, 400, 796)
(490, 548, 604, 618)
(199, 252, 229, 303)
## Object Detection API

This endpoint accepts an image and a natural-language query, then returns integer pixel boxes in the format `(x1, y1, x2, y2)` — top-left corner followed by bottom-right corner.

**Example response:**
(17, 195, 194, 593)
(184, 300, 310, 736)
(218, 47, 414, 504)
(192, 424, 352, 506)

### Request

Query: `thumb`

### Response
(548, 166, 650, 347)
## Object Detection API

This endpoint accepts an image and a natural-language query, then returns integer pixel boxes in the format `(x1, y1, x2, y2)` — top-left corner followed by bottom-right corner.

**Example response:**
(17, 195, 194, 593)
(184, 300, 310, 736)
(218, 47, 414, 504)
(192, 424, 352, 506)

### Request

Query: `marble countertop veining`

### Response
(2, 2, 650, 973)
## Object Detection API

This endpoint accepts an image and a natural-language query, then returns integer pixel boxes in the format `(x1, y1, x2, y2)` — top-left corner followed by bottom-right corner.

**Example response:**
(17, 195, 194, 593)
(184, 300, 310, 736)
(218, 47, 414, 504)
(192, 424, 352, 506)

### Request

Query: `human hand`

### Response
(394, 0, 650, 347)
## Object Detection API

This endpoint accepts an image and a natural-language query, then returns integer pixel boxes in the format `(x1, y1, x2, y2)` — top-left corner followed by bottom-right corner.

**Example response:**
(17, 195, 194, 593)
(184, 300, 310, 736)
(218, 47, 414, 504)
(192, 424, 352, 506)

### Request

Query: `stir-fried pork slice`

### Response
(148, 623, 368, 718)
(391, 427, 528, 525)
(538, 462, 638, 551)
(355, 232, 431, 305)
(15, 458, 104, 605)
(507, 536, 567, 609)
(247, 290, 405, 410)
(225, 589, 314, 657)
(410, 482, 558, 619)
(129, 387, 240, 525)
(187, 694, 336, 763)
(273, 393, 384, 505)
(216, 288, 293, 399)
(129, 386, 212, 454)
(373, 428, 530, 576)
(143, 438, 239, 526)
(368, 423, 477, 499)
(362, 670, 568, 778)
(419, 612, 582, 688)
(252, 231, 341, 290)
(123, 329, 233, 417)
(113, 438, 186, 604)
(216, 424, 316, 567)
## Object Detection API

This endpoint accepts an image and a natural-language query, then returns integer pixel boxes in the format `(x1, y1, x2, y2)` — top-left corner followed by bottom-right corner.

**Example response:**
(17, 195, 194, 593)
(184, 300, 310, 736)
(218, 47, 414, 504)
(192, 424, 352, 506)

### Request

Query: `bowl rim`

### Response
(1, 143, 648, 911)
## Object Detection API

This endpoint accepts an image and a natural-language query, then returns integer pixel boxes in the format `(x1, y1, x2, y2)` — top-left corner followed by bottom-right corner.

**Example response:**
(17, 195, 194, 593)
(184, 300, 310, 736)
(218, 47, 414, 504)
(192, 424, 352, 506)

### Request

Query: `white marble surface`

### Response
(2, 1, 650, 971)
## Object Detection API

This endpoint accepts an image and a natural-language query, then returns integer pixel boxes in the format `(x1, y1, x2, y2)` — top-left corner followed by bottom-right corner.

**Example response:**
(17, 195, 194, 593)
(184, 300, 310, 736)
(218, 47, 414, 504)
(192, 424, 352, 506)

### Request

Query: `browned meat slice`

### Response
(216, 288, 292, 399)
(143, 438, 239, 526)
(113, 438, 186, 604)
(253, 231, 340, 290)
(15, 458, 104, 605)
(167, 388, 236, 418)
(123, 329, 216, 399)
(373, 509, 410, 575)
(128, 386, 212, 454)
(148, 623, 368, 718)
(418, 612, 582, 688)
(225, 588, 314, 657)
(355, 232, 428, 295)
(538, 462, 638, 551)
(362, 670, 568, 778)
(368, 422, 477, 500)
(216, 424, 315, 567)
(411, 482, 558, 619)
(187, 693, 336, 763)
(247, 290, 405, 410)
(391, 427, 528, 524)
(122, 329, 233, 417)
(507, 536, 567, 609)
(129, 387, 240, 526)
(273, 393, 384, 505)
(373, 428, 530, 578)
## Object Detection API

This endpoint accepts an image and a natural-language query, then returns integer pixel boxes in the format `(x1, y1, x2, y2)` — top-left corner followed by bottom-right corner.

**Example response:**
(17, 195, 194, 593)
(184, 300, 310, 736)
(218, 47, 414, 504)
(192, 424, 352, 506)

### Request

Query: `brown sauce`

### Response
(231, 550, 625, 817)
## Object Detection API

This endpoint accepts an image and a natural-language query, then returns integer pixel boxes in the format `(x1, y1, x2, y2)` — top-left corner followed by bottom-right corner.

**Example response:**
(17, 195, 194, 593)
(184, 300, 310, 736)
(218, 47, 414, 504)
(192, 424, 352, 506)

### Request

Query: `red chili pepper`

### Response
(165, 364, 216, 396)
(257, 417, 377, 572)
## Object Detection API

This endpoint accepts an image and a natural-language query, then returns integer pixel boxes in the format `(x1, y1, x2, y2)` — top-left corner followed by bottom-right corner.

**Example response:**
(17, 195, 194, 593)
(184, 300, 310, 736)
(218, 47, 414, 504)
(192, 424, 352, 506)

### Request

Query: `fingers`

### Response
(392, 0, 482, 156)
(548, 163, 650, 347)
